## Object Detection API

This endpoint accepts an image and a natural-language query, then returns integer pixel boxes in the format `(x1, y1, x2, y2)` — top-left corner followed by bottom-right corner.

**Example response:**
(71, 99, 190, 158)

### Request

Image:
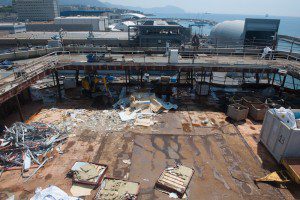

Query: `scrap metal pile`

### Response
(0, 122, 67, 171)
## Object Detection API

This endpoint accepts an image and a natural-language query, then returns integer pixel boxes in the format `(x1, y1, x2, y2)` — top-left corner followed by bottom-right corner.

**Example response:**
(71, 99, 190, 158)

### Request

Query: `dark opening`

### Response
(244, 31, 276, 47)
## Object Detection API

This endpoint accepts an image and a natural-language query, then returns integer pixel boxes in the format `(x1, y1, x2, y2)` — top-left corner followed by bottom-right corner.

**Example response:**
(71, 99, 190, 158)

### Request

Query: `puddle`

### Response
(201, 135, 214, 159)
(213, 168, 231, 190)
(186, 136, 200, 156)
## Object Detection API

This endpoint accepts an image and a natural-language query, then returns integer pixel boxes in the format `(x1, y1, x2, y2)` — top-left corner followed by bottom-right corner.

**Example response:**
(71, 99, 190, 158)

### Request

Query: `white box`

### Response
(168, 49, 178, 64)
(260, 109, 300, 162)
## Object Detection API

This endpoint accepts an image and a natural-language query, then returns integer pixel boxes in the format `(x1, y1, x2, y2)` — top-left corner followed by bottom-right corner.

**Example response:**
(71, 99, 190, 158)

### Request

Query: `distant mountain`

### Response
(0, 0, 186, 14)
(104, 3, 186, 14)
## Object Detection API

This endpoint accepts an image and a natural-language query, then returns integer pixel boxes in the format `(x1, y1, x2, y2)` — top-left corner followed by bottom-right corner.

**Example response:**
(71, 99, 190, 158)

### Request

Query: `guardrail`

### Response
(0, 54, 59, 96)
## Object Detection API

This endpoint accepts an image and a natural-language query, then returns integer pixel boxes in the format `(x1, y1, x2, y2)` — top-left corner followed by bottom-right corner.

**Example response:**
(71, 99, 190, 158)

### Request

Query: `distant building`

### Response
(0, 23, 26, 34)
(13, 0, 60, 21)
(209, 18, 280, 48)
(54, 16, 109, 31)
(110, 21, 136, 32)
(121, 13, 146, 20)
(131, 20, 191, 47)
(60, 10, 111, 17)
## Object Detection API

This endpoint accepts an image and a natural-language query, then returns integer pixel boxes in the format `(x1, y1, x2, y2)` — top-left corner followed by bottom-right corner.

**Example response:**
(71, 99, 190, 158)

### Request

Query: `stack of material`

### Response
(0, 122, 67, 171)
(95, 178, 140, 200)
(155, 165, 194, 198)
(114, 92, 178, 127)
(71, 162, 107, 186)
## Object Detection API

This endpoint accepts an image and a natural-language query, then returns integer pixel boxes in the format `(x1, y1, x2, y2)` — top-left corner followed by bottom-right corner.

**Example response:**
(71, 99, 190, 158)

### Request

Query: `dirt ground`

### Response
(0, 94, 299, 199)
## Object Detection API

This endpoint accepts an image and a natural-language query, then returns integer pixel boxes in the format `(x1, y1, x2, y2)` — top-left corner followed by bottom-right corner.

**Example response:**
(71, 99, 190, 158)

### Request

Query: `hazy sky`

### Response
(102, 0, 300, 17)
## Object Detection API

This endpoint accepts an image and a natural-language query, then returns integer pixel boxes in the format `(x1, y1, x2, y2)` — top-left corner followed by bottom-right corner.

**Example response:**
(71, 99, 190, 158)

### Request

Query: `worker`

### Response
(261, 46, 273, 59)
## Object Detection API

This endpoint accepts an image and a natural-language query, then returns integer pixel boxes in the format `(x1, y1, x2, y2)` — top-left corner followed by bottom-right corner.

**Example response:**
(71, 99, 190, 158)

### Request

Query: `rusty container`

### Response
(227, 103, 249, 121)
(242, 96, 262, 108)
(249, 103, 268, 121)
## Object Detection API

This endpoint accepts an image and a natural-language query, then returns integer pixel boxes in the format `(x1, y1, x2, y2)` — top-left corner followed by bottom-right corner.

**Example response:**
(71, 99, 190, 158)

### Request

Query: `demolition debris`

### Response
(0, 122, 67, 172)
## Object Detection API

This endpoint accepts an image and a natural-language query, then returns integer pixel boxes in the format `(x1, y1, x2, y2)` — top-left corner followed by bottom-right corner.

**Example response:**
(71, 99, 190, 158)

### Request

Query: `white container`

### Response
(260, 109, 300, 162)
(168, 49, 179, 64)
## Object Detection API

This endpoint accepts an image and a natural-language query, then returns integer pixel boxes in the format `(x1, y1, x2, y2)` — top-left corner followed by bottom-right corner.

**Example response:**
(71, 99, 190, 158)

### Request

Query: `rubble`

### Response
(36, 108, 127, 133)
(114, 92, 178, 127)
(95, 178, 140, 200)
(0, 122, 67, 171)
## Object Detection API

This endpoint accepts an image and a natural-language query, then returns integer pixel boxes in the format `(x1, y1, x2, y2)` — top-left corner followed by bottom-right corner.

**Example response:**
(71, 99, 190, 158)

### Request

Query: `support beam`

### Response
(54, 70, 62, 101)
(255, 73, 260, 84)
(279, 75, 287, 97)
(75, 69, 80, 86)
(272, 73, 276, 85)
(15, 95, 24, 122)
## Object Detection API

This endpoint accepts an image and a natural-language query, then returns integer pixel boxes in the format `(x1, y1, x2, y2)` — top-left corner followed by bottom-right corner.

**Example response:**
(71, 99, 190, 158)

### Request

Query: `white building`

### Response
(109, 21, 136, 32)
(54, 16, 109, 31)
(121, 13, 146, 20)
(0, 23, 26, 34)
(13, 0, 59, 21)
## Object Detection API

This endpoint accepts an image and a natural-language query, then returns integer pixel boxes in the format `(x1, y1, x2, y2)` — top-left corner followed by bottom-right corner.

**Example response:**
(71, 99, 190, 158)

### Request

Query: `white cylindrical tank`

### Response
(209, 20, 245, 46)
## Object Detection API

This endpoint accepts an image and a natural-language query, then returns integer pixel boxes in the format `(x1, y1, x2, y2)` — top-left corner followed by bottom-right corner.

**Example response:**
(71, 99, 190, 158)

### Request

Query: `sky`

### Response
(102, 0, 300, 17)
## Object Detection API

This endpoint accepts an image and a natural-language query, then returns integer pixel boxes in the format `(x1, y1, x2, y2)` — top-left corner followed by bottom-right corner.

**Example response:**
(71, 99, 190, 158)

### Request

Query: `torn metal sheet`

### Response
(155, 165, 194, 198)
(95, 178, 140, 200)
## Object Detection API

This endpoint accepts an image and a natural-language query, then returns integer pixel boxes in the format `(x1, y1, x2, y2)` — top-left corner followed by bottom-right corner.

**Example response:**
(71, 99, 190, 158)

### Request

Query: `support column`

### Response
(54, 70, 62, 101)
(191, 70, 194, 89)
(242, 71, 245, 84)
(177, 70, 181, 86)
(140, 69, 143, 86)
(75, 69, 80, 86)
(52, 72, 56, 86)
(15, 95, 24, 122)
(272, 73, 276, 85)
(279, 75, 287, 97)
(292, 76, 296, 91)
(208, 69, 213, 92)
(255, 73, 260, 84)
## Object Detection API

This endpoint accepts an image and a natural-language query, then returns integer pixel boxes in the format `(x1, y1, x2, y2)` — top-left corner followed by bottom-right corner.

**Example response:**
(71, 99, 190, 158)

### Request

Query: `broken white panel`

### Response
(23, 150, 31, 171)
(70, 183, 93, 197)
(30, 185, 80, 200)
(119, 109, 141, 121)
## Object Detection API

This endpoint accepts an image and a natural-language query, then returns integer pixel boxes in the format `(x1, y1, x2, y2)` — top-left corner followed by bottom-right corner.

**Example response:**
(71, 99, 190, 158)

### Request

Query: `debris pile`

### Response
(95, 178, 140, 200)
(114, 92, 178, 127)
(37, 108, 127, 133)
(0, 122, 67, 171)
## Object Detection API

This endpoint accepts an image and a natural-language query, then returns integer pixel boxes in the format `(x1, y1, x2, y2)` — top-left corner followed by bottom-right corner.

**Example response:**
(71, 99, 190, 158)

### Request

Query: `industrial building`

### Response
(109, 21, 136, 32)
(13, 0, 60, 21)
(209, 18, 280, 48)
(54, 16, 109, 32)
(129, 20, 191, 47)
(121, 13, 146, 20)
(0, 23, 26, 34)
